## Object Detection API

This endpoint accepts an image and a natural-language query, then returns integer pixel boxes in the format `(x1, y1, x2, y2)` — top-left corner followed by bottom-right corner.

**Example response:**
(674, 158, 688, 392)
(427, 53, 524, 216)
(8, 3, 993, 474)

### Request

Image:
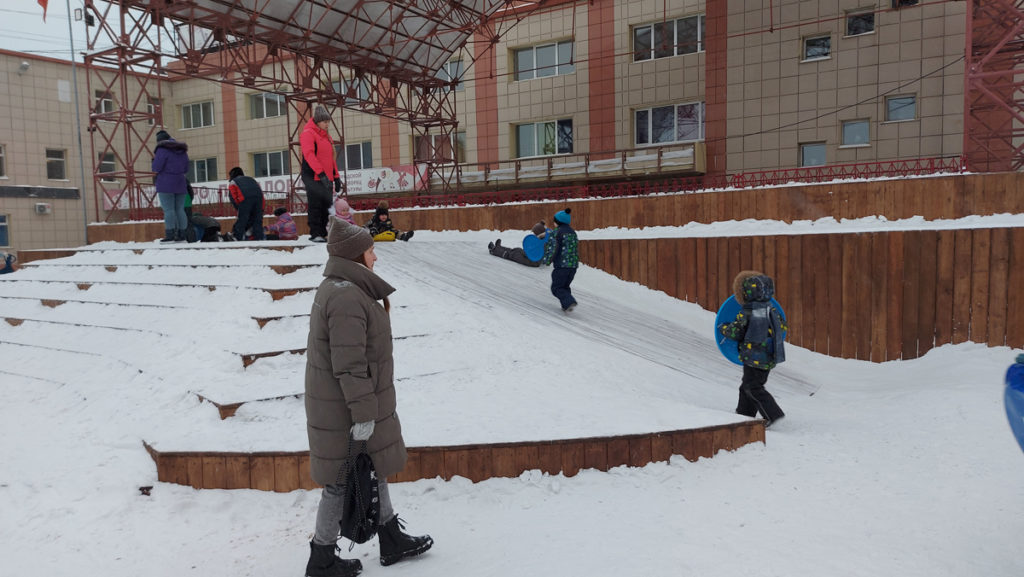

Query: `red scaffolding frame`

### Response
(965, 0, 1024, 172)
(81, 0, 563, 221)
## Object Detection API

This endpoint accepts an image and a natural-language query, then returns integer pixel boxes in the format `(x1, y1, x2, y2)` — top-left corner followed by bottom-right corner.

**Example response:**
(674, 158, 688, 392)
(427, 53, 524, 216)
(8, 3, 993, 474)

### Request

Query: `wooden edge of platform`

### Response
(145, 421, 766, 492)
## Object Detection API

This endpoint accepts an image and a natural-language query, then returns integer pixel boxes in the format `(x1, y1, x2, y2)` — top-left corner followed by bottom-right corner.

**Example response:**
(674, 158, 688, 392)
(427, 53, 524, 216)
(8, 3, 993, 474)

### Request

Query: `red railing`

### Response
(109, 155, 966, 220)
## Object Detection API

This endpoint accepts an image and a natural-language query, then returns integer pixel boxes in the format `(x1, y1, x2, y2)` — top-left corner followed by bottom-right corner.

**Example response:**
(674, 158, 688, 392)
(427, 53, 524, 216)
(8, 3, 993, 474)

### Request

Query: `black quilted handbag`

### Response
(337, 439, 379, 544)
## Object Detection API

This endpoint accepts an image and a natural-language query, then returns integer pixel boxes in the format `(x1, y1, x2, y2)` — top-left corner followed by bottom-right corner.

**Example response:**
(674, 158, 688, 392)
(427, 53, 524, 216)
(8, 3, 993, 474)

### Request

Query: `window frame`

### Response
(513, 40, 576, 81)
(0, 214, 9, 248)
(845, 11, 875, 37)
(94, 90, 114, 115)
(514, 119, 573, 158)
(802, 35, 832, 61)
(840, 119, 871, 147)
(438, 59, 465, 92)
(250, 92, 286, 120)
(45, 148, 67, 180)
(147, 97, 161, 127)
(413, 132, 467, 164)
(0, 144, 6, 178)
(335, 142, 374, 171)
(633, 14, 705, 62)
(98, 152, 117, 182)
(182, 101, 215, 130)
(187, 157, 219, 183)
(885, 95, 917, 122)
(634, 101, 706, 146)
(332, 77, 371, 106)
(252, 150, 289, 178)
(799, 142, 827, 167)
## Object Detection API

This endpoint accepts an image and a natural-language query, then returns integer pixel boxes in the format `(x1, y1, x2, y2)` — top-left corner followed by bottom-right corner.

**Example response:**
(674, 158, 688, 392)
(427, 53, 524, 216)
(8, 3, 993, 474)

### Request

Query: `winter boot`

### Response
(378, 516, 432, 566)
(159, 229, 176, 243)
(305, 541, 362, 577)
(175, 229, 188, 243)
(399, 230, 414, 241)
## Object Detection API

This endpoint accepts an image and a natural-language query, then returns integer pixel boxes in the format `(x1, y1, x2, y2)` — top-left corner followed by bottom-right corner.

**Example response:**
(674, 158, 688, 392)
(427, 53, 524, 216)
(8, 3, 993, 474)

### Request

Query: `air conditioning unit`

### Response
(34, 202, 53, 215)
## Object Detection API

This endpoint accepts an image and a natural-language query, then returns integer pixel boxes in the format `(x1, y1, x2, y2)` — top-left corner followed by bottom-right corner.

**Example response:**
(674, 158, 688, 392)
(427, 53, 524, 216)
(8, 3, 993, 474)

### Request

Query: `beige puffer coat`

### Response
(305, 256, 407, 484)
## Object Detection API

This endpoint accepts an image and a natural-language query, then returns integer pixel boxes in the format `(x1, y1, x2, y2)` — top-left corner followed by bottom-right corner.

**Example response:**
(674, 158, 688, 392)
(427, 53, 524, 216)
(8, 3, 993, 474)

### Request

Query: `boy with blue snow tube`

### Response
(718, 270, 788, 427)
(541, 208, 579, 312)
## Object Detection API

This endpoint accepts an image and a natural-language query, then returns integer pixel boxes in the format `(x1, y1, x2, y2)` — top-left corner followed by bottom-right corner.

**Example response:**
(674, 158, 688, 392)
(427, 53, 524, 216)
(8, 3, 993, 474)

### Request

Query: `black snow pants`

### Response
(736, 366, 785, 422)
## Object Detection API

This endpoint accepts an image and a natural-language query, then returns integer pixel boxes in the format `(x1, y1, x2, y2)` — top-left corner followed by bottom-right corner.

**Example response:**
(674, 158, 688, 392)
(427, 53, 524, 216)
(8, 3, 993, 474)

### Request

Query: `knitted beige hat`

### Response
(326, 216, 373, 259)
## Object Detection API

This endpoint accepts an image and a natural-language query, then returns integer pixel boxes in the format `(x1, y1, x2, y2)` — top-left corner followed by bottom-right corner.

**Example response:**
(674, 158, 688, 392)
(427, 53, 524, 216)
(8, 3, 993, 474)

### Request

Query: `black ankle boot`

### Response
(160, 229, 176, 243)
(305, 541, 362, 577)
(378, 516, 432, 566)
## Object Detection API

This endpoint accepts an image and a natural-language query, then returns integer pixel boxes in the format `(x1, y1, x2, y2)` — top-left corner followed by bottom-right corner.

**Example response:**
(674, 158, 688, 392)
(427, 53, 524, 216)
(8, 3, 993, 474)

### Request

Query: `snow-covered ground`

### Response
(2, 217, 1023, 577)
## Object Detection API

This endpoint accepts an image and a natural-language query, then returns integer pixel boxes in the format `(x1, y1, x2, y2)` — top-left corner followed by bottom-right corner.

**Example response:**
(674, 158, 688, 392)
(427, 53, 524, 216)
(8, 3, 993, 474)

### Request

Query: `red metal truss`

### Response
(965, 0, 1024, 172)
(81, 0, 563, 221)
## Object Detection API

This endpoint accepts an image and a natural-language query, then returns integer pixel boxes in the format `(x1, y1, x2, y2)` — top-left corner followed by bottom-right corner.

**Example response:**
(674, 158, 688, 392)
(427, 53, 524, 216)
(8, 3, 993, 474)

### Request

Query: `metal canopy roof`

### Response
(131, 0, 540, 87)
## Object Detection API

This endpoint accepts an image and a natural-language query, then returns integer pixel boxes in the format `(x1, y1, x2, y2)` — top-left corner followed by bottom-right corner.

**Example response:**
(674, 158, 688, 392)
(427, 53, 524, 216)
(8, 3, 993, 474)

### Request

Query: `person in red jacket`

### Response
(300, 105, 341, 243)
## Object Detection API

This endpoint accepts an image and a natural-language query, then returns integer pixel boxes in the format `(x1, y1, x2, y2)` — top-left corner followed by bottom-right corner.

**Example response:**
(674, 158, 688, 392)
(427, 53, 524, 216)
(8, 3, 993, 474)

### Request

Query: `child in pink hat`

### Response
(333, 197, 356, 225)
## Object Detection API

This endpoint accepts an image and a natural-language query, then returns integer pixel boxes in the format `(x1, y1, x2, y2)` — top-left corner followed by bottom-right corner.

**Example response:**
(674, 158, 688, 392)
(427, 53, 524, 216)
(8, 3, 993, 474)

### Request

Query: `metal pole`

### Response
(67, 0, 90, 245)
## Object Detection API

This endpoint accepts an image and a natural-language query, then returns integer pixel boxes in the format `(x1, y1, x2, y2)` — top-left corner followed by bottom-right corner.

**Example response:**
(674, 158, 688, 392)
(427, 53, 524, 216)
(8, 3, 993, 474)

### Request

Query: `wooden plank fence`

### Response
(146, 422, 764, 491)
(580, 226, 1024, 361)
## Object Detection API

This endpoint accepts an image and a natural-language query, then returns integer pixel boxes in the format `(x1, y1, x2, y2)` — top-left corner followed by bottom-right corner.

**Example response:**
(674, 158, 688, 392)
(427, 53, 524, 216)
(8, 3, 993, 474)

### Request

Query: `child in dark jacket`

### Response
(488, 220, 548, 267)
(266, 207, 298, 240)
(718, 270, 787, 427)
(540, 208, 579, 312)
(366, 200, 413, 241)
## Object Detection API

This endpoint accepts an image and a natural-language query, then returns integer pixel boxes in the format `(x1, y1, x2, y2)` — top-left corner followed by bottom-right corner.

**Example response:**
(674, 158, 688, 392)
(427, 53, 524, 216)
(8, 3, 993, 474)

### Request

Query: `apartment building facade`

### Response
(0, 0, 967, 251)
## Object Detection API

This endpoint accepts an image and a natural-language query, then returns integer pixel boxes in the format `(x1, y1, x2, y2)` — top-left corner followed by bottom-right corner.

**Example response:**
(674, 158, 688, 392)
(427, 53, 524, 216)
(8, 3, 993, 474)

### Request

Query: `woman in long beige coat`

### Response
(303, 216, 432, 577)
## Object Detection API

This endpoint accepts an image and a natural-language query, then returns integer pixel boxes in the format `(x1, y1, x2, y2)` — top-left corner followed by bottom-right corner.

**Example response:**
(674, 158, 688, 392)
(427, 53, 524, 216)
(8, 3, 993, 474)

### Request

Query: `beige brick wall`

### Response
(725, 0, 965, 171)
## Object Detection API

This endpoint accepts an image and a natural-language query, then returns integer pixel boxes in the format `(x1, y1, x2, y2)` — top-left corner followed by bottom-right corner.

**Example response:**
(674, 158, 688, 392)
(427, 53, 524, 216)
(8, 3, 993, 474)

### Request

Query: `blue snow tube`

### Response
(523, 234, 546, 262)
(1004, 355, 1024, 455)
(714, 295, 787, 366)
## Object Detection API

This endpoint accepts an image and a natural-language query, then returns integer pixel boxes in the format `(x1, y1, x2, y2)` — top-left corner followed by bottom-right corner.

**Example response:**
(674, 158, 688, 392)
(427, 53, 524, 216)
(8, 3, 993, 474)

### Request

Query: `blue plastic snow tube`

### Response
(523, 234, 546, 262)
(1004, 355, 1024, 454)
(714, 295, 787, 366)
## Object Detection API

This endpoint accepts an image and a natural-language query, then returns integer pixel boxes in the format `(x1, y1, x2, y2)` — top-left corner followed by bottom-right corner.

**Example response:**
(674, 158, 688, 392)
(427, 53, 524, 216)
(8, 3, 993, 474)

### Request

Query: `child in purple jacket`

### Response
(266, 207, 298, 240)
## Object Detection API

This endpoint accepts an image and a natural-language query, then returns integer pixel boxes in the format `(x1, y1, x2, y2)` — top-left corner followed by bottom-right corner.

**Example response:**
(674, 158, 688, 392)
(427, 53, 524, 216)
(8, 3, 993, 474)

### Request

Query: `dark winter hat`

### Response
(313, 105, 331, 124)
(229, 166, 244, 180)
(531, 221, 547, 236)
(273, 206, 287, 217)
(155, 130, 171, 142)
(554, 208, 572, 225)
(327, 216, 373, 260)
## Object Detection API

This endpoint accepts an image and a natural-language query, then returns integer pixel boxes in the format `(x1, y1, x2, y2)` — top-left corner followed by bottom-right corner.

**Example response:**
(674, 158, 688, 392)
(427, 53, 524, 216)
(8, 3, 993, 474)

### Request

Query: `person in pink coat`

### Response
(334, 197, 356, 225)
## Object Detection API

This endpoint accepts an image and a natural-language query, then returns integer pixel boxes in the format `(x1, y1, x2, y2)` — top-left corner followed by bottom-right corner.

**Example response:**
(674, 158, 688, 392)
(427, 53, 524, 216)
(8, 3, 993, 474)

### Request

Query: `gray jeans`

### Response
(313, 478, 395, 545)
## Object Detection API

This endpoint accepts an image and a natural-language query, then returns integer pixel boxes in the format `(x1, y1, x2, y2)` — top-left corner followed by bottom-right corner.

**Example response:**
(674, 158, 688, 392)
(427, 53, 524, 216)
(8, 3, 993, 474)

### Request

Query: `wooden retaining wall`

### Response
(147, 421, 764, 491)
(83, 172, 1024, 244)
(579, 227, 1024, 361)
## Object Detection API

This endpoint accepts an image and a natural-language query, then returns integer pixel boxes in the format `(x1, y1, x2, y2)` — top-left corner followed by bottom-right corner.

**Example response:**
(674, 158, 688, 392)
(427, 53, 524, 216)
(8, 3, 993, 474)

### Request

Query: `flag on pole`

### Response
(38, 0, 48, 21)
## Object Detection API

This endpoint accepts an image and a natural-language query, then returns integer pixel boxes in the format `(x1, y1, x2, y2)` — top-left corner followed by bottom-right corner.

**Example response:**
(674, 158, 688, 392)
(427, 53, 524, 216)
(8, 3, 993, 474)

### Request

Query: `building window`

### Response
(438, 59, 465, 92)
(250, 93, 286, 119)
(635, 101, 705, 145)
(803, 35, 831, 60)
(514, 40, 575, 80)
(413, 133, 466, 164)
(99, 152, 117, 181)
(800, 143, 826, 167)
(886, 95, 916, 121)
(893, 0, 919, 7)
(94, 90, 114, 115)
(253, 150, 288, 177)
(633, 14, 705, 61)
(182, 101, 214, 129)
(147, 98, 161, 126)
(187, 158, 218, 183)
(46, 149, 66, 180)
(0, 145, 5, 177)
(846, 11, 875, 36)
(332, 78, 371, 105)
(0, 215, 8, 247)
(515, 120, 573, 158)
(841, 120, 870, 146)
(335, 142, 374, 171)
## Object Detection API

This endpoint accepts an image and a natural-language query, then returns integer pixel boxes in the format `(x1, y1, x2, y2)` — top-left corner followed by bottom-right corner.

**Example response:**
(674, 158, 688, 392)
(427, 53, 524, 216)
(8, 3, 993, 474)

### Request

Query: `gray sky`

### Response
(0, 1, 94, 61)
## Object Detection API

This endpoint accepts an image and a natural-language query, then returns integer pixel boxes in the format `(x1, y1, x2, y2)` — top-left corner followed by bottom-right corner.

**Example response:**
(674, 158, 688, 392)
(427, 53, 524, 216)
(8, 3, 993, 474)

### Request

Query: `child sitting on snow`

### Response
(366, 200, 413, 242)
(265, 207, 298, 240)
